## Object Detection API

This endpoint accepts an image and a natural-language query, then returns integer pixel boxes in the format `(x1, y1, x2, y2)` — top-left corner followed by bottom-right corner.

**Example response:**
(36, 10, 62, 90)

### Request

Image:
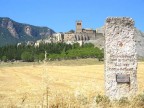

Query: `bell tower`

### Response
(76, 21, 82, 33)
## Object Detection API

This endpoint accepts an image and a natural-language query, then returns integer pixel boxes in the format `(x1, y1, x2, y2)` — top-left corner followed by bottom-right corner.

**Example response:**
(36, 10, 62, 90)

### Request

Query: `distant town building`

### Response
(64, 21, 96, 43)
(52, 32, 64, 42)
(63, 32, 75, 42)
(26, 41, 34, 46)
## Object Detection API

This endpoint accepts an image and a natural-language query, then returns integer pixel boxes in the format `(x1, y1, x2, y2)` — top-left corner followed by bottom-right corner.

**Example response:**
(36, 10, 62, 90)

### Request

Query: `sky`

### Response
(0, 0, 144, 32)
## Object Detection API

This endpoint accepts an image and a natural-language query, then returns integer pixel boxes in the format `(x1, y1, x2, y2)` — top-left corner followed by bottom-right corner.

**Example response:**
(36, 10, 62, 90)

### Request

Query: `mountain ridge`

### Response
(0, 17, 55, 46)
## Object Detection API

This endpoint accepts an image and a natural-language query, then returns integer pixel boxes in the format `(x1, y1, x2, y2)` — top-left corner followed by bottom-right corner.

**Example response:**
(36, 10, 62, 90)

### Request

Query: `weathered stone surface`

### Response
(104, 17, 137, 100)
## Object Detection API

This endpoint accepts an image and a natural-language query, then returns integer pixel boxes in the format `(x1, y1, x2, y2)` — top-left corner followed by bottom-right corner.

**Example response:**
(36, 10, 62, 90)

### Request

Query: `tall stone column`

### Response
(104, 17, 137, 100)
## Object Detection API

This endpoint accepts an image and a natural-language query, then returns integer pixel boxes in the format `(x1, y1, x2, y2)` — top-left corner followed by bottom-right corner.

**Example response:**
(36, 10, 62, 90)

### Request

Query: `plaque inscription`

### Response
(116, 74, 130, 83)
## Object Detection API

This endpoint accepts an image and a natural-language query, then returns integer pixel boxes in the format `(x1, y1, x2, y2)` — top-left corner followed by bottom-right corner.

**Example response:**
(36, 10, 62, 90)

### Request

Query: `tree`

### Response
(72, 43, 80, 49)
(0, 42, 104, 62)
(21, 51, 34, 62)
(97, 51, 104, 61)
(34, 54, 39, 62)
(2, 56, 7, 62)
(39, 53, 45, 61)
(68, 29, 75, 33)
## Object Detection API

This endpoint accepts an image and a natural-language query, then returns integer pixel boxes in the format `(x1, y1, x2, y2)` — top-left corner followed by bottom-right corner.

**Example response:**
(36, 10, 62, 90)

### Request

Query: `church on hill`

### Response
(63, 21, 96, 42)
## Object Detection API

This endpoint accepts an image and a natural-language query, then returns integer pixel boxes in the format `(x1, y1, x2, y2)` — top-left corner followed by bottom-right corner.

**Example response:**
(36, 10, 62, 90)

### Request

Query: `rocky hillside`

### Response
(0, 17, 55, 46)
(135, 29, 144, 59)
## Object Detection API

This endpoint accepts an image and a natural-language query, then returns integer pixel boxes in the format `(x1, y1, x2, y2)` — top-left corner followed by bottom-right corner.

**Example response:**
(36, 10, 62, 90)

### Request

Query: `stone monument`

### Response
(104, 17, 137, 100)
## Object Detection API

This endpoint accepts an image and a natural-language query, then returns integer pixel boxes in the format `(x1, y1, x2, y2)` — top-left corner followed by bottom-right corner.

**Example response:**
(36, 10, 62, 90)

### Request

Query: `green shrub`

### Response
(95, 94, 111, 108)
(21, 51, 34, 62)
(38, 53, 45, 61)
(95, 94, 110, 104)
(95, 94, 104, 104)
(2, 56, 7, 62)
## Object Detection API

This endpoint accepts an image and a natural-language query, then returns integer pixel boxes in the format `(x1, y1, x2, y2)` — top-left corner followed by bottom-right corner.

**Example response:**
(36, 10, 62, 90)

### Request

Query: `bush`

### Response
(21, 51, 34, 62)
(95, 94, 110, 104)
(95, 94, 104, 104)
(95, 94, 111, 107)
(34, 54, 39, 62)
(38, 53, 45, 61)
(2, 56, 7, 62)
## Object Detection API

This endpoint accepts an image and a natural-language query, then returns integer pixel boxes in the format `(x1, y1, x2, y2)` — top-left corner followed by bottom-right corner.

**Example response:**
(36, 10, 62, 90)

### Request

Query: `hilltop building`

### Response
(49, 21, 103, 47)
(64, 21, 96, 42)
(52, 32, 64, 42)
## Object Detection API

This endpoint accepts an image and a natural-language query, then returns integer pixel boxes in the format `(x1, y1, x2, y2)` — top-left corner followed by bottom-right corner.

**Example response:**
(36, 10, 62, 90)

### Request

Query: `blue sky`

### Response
(0, 0, 144, 32)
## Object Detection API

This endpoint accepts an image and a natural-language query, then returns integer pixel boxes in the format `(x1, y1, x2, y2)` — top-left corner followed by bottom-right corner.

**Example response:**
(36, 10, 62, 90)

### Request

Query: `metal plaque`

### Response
(116, 74, 130, 83)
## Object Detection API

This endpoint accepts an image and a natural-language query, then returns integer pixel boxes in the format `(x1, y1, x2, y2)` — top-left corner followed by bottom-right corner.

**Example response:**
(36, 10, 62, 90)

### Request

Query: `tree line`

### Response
(0, 43, 104, 62)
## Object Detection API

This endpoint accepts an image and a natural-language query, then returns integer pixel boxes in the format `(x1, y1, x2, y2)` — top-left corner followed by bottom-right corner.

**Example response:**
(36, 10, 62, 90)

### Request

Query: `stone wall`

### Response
(64, 33, 76, 42)
(104, 17, 137, 100)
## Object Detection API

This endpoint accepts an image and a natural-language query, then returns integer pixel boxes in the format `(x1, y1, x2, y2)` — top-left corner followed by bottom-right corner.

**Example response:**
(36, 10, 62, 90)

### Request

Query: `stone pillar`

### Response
(104, 17, 137, 100)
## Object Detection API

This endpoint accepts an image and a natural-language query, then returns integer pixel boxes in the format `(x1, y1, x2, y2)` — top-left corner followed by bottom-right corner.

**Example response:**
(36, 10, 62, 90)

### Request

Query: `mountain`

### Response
(135, 29, 144, 59)
(0, 17, 55, 46)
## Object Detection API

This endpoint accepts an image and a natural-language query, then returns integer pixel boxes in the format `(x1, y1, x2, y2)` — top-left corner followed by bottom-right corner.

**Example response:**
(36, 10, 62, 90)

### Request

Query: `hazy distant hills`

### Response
(0, 17, 55, 46)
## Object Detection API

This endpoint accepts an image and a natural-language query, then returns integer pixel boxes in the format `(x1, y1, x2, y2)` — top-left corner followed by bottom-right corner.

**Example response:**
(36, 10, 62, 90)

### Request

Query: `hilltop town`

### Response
(34, 21, 104, 48)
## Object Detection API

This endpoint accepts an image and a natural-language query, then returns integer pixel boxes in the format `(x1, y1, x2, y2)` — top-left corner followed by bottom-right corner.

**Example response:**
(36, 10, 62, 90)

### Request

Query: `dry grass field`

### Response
(0, 59, 144, 107)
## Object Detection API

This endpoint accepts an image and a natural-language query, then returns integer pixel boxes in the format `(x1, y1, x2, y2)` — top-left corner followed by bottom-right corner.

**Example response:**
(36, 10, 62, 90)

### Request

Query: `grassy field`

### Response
(0, 59, 144, 107)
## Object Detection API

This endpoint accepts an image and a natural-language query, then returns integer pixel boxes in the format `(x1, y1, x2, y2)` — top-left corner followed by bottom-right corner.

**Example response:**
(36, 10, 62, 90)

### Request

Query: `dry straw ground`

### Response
(0, 59, 144, 107)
